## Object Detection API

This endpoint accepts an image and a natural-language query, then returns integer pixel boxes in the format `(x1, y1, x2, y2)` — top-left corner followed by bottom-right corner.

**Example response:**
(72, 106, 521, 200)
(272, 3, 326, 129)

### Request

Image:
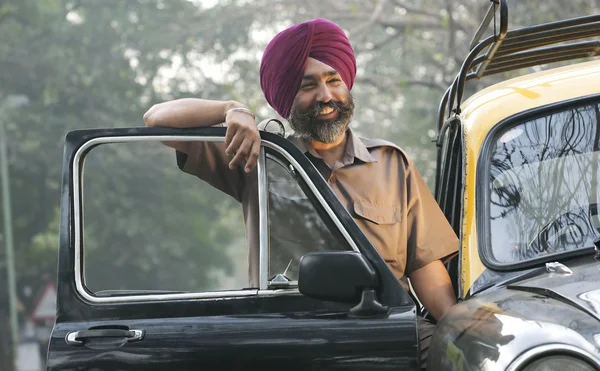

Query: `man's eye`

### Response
(328, 79, 341, 84)
(301, 83, 315, 89)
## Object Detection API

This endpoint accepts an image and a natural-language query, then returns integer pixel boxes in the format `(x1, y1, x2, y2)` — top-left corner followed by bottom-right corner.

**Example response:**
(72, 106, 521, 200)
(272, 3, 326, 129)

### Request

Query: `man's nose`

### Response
(316, 84, 333, 103)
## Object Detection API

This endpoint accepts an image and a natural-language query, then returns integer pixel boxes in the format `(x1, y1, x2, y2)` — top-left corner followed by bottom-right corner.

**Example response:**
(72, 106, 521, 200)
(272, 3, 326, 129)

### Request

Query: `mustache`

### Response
(309, 100, 343, 116)
(297, 99, 352, 120)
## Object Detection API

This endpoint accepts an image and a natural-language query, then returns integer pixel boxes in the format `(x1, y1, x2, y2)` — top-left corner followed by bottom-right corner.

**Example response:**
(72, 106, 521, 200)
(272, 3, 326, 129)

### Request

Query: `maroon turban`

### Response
(259, 18, 357, 118)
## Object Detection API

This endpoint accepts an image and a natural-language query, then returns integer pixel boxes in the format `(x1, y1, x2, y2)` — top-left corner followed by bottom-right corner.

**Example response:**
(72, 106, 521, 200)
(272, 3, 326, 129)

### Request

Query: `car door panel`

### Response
(49, 303, 417, 370)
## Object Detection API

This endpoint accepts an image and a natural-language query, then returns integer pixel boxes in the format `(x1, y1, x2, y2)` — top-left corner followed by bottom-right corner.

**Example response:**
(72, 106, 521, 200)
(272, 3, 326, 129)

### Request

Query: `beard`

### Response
(288, 93, 355, 143)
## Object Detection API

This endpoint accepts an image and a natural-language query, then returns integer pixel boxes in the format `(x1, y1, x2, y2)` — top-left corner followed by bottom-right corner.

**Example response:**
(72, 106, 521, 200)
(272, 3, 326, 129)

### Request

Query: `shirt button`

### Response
(329, 176, 337, 183)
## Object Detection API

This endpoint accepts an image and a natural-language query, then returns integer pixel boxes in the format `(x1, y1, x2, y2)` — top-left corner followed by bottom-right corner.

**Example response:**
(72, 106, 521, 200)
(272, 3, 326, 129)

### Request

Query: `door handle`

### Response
(65, 328, 144, 345)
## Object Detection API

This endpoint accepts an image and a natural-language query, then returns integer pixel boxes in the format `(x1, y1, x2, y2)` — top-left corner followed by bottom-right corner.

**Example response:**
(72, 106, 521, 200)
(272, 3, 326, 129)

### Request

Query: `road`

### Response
(16, 341, 42, 371)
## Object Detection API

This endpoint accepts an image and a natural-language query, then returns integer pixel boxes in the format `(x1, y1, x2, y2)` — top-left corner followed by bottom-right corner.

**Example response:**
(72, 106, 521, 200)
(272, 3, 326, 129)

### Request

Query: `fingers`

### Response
(223, 109, 260, 172)
(225, 129, 261, 172)
(244, 140, 261, 172)
(225, 128, 244, 156)
(224, 123, 237, 149)
(228, 138, 252, 170)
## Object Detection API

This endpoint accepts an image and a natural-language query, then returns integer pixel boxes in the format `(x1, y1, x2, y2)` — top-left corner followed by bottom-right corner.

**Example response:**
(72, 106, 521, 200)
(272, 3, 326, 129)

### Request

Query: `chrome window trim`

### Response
(257, 288, 300, 297)
(506, 344, 600, 371)
(257, 148, 269, 290)
(72, 135, 358, 304)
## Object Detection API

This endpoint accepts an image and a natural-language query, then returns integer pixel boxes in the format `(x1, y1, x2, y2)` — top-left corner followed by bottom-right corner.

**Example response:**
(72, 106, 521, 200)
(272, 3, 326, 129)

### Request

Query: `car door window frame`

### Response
(72, 134, 361, 304)
(260, 142, 360, 290)
(434, 115, 465, 298)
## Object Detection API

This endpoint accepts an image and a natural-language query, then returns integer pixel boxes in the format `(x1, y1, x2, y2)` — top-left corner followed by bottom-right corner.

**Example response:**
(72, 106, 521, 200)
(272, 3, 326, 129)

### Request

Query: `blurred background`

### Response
(0, 0, 598, 369)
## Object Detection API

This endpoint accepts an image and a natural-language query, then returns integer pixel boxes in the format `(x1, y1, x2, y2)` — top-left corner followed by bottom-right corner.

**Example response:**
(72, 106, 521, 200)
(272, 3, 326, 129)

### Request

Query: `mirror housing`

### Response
(298, 251, 378, 303)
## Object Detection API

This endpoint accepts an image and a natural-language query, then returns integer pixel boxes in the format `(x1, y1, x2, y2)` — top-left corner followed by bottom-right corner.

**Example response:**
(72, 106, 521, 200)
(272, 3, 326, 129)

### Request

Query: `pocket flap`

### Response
(353, 202, 401, 225)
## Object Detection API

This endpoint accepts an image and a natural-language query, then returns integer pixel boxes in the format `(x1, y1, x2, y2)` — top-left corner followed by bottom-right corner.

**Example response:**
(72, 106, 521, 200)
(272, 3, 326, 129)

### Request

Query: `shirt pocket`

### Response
(352, 202, 402, 263)
(353, 202, 401, 225)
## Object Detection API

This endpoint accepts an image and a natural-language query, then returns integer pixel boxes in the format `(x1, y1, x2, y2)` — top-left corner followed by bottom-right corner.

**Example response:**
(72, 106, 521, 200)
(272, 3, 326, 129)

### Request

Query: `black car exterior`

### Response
(46, 127, 421, 370)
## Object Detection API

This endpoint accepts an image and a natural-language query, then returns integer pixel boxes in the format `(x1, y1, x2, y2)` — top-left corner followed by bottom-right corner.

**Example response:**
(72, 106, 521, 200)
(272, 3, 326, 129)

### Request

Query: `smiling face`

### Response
(288, 57, 355, 143)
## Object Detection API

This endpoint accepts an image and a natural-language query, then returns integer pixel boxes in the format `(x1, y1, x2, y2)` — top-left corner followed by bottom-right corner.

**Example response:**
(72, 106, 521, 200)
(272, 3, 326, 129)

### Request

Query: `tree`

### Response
(1, 0, 597, 368)
(0, 0, 243, 367)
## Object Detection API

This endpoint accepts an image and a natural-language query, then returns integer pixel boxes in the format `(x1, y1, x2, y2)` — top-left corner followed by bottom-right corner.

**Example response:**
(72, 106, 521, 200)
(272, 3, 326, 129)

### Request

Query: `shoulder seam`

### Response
(359, 137, 411, 166)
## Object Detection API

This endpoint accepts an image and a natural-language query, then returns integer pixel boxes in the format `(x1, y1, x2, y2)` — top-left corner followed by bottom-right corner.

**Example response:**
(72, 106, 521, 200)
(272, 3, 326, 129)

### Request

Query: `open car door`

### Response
(46, 127, 419, 370)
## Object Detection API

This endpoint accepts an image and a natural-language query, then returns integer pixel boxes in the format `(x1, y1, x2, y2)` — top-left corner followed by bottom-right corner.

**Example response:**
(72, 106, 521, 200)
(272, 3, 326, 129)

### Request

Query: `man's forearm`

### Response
(143, 98, 245, 128)
(409, 260, 457, 321)
(143, 98, 260, 170)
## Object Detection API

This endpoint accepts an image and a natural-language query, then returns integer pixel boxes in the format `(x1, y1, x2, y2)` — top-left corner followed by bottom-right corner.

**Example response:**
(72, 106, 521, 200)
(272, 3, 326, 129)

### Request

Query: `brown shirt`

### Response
(177, 129, 458, 289)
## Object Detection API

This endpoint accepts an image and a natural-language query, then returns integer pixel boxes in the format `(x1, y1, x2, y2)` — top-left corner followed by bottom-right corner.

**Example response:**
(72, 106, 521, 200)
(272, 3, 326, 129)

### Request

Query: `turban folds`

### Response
(259, 18, 357, 118)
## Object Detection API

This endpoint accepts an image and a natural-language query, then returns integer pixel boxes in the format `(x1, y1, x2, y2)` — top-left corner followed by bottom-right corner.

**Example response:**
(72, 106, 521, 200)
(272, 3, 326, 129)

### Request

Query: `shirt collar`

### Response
(289, 128, 377, 165)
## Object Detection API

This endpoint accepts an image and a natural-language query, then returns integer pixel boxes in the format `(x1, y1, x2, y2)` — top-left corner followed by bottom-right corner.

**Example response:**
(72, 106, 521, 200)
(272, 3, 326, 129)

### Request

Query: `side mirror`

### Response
(298, 252, 388, 316)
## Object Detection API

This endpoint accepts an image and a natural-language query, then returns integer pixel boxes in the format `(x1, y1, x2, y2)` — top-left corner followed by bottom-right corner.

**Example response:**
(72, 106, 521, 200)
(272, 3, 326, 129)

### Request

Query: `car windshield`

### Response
(485, 99, 600, 265)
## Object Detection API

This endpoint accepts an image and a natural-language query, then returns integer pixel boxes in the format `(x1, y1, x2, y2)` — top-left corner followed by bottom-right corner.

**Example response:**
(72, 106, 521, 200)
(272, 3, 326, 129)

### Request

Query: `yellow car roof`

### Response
(461, 59, 600, 133)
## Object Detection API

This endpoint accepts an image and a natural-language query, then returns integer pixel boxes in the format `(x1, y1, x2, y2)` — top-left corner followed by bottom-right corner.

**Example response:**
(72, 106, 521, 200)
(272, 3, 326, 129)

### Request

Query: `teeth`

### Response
(319, 107, 334, 115)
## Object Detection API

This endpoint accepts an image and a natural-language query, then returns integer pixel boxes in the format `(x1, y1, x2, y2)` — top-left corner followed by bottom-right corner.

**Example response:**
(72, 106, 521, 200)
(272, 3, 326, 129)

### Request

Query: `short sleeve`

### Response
(176, 141, 246, 202)
(404, 159, 458, 276)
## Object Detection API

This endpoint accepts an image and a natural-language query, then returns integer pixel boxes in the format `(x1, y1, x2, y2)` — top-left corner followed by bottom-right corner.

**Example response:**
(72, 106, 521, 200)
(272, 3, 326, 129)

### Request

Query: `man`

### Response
(144, 18, 458, 369)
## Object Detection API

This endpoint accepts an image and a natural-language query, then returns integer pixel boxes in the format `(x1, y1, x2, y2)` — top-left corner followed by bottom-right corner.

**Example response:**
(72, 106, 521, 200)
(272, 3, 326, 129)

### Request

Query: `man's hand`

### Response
(409, 260, 457, 321)
(223, 108, 260, 173)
